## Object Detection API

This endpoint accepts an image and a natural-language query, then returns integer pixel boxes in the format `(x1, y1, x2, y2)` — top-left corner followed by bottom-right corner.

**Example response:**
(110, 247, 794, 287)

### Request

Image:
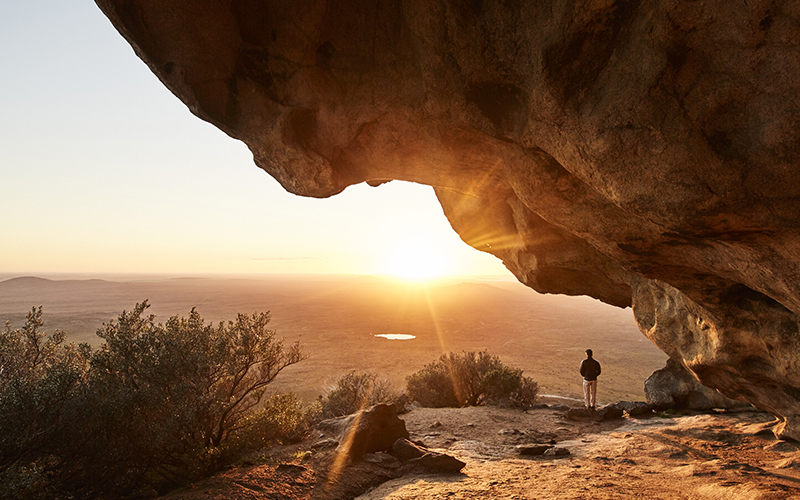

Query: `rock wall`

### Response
(95, 1, 800, 438)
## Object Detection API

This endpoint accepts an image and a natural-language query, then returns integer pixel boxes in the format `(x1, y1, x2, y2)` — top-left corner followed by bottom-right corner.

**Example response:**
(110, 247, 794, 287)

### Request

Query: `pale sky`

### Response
(0, 1, 510, 278)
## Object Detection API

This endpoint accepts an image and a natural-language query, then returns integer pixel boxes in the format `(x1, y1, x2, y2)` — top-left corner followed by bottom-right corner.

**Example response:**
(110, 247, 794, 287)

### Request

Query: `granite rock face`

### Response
(96, 0, 800, 438)
(645, 358, 752, 411)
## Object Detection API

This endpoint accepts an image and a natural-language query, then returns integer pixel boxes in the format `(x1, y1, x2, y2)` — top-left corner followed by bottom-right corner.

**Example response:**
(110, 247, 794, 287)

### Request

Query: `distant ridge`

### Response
(0, 276, 115, 288)
(0, 276, 54, 286)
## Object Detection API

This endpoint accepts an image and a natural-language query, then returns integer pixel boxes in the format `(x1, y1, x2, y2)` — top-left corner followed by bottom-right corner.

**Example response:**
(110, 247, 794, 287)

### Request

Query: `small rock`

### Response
(410, 452, 466, 472)
(430, 421, 442, 428)
(609, 401, 654, 417)
(516, 444, 554, 456)
(524, 429, 557, 443)
(498, 428, 522, 435)
(543, 447, 570, 458)
(391, 438, 427, 461)
(603, 405, 625, 420)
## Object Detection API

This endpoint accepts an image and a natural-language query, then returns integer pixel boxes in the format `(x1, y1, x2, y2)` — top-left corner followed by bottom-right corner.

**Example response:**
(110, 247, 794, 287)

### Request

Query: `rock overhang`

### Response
(96, 0, 800, 438)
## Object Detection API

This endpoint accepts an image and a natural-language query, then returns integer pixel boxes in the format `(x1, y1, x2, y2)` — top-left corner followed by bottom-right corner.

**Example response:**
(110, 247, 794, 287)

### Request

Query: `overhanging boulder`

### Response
(96, 0, 800, 439)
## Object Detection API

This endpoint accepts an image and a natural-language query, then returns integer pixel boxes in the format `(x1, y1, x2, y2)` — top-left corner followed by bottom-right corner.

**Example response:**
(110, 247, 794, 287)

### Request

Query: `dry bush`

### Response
(0, 302, 308, 499)
(406, 350, 538, 409)
(321, 371, 401, 418)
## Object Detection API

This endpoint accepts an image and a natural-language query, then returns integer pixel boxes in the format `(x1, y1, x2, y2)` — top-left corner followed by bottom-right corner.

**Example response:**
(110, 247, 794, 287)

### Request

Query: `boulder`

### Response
(645, 359, 752, 411)
(97, 0, 800, 439)
(317, 404, 409, 461)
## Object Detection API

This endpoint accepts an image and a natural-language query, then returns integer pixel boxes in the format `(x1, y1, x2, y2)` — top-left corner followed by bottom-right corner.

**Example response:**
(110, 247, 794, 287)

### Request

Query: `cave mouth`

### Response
(95, 0, 800, 440)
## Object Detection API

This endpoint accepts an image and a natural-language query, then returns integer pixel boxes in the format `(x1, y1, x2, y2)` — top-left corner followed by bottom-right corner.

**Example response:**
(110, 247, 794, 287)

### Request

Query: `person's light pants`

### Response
(583, 379, 597, 409)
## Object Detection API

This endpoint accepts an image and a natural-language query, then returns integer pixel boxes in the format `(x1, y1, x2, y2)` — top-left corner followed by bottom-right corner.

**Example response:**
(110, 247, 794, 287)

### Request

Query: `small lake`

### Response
(373, 333, 416, 340)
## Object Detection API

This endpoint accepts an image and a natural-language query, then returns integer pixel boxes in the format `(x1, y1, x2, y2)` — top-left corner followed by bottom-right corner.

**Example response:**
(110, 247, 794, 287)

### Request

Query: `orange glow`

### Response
(382, 238, 452, 281)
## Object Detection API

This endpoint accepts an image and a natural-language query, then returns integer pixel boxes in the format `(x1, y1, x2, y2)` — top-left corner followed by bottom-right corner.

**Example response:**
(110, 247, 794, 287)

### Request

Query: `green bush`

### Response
(405, 350, 538, 409)
(320, 371, 400, 418)
(0, 307, 91, 500)
(0, 302, 308, 499)
(228, 392, 320, 458)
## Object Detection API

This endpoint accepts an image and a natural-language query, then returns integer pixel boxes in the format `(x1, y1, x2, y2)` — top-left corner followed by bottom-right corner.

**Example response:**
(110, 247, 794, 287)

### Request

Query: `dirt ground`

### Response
(163, 402, 800, 500)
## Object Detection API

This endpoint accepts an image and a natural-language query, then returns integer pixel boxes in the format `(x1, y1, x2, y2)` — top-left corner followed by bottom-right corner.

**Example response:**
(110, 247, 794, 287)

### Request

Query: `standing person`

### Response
(580, 349, 601, 410)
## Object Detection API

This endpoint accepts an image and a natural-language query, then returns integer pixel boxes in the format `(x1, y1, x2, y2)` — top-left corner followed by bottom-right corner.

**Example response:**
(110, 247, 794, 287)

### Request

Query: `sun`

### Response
(383, 238, 450, 281)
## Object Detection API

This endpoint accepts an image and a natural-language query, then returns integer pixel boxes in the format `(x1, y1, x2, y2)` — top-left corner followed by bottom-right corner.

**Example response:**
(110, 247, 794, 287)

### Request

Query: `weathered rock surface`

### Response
(390, 438, 466, 472)
(516, 444, 554, 456)
(645, 358, 752, 411)
(390, 438, 427, 462)
(566, 405, 624, 422)
(408, 452, 466, 472)
(96, 0, 800, 438)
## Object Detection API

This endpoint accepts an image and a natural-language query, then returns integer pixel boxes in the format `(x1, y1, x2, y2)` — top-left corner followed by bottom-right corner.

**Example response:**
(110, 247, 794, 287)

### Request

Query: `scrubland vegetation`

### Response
(405, 350, 538, 409)
(0, 301, 537, 499)
(319, 370, 400, 418)
(0, 303, 309, 499)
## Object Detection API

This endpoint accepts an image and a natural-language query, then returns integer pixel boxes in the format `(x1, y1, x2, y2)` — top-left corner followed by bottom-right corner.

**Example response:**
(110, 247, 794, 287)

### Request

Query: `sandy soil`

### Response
(361, 406, 800, 499)
(163, 404, 800, 500)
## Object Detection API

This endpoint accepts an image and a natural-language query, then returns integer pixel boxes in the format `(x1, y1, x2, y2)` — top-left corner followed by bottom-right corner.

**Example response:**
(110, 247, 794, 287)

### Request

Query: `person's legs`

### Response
(583, 379, 591, 409)
(588, 380, 597, 409)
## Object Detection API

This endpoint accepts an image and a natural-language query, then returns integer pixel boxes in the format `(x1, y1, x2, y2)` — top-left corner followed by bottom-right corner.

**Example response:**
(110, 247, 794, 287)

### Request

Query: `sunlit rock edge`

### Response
(96, 0, 800, 439)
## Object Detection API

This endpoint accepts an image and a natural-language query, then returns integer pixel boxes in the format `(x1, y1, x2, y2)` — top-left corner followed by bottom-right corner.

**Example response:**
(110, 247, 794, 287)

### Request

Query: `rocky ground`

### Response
(164, 402, 800, 500)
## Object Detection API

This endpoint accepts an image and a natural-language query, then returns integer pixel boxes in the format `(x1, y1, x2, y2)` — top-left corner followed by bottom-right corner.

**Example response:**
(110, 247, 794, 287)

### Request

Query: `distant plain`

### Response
(0, 274, 667, 404)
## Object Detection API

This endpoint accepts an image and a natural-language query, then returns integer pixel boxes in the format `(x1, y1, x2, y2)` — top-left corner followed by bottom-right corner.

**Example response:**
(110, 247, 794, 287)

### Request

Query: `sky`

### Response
(0, 1, 510, 279)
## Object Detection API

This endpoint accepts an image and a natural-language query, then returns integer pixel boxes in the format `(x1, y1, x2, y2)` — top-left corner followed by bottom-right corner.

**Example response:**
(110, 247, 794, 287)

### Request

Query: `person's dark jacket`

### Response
(580, 358, 601, 381)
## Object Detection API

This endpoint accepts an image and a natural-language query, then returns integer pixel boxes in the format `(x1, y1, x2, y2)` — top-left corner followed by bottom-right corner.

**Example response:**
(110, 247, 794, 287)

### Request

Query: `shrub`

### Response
(405, 350, 538, 409)
(321, 371, 400, 418)
(0, 302, 308, 499)
(227, 391, 320, 457)
(0, 307, 91, 497)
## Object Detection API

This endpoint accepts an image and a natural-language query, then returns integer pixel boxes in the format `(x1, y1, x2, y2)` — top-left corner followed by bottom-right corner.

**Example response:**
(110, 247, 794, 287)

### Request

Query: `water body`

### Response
(373, 333, 416, 340)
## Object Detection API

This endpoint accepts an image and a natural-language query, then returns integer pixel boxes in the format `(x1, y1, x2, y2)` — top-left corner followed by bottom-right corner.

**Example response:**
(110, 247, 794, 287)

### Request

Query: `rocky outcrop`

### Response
(645, 358, 752, 411)
(566, 405, 624, 422)
(96, 1, 800, 438)
(316, 404, 409, 461)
